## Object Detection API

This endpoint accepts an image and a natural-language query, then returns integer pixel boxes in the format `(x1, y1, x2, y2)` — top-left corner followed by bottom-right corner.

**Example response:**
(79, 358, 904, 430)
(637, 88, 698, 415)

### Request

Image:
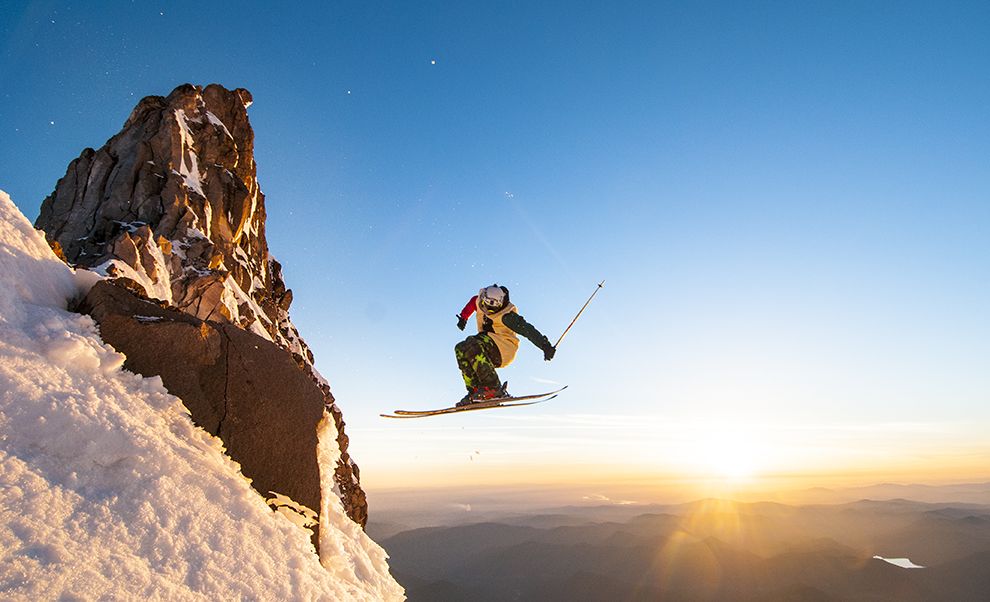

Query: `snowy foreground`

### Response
(0, 191, 404, 600)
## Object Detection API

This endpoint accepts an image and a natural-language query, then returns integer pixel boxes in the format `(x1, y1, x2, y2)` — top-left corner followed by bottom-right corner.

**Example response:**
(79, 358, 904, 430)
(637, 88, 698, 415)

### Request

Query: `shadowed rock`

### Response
(79, 280, 325, 520)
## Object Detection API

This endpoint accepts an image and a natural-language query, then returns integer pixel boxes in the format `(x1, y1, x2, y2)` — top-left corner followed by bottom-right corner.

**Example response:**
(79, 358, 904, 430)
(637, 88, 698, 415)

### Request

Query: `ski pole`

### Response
(554, 280, 605, 349)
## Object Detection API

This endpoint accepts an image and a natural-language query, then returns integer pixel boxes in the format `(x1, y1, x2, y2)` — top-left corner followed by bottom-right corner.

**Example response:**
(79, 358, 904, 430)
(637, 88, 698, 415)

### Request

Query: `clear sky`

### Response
(2, 1, 988, 498)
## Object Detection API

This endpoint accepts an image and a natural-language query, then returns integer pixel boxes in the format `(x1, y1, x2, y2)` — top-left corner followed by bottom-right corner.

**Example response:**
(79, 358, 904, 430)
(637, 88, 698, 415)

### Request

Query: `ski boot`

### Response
(456, 384, 503, 407)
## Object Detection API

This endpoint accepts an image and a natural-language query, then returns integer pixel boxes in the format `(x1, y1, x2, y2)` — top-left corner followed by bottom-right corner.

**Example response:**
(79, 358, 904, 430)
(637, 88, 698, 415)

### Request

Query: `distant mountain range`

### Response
(379, 494, 990, 601)
(793, 481, 990, 506)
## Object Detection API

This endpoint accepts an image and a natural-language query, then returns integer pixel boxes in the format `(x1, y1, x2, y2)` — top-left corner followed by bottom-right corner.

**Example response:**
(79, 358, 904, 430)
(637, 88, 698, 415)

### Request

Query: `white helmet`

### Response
(479, 284, 509, 313)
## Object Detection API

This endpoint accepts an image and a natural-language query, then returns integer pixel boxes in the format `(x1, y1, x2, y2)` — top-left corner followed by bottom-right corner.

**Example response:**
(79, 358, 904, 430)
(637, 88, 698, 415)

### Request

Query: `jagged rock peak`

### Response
(36, 84, 369, 528)
(36, 83, 312, 366)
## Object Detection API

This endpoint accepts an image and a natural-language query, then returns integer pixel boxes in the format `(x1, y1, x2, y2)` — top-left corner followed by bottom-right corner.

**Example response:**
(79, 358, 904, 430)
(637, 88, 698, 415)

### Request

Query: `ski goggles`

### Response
(480, 294, 504, 310)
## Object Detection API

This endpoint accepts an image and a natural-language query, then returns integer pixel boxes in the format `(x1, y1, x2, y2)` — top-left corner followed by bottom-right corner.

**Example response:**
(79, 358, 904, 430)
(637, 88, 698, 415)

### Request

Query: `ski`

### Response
(380, 396, 555, 419)
(380, 386, 566, 419)
(393, 386, 567, 414)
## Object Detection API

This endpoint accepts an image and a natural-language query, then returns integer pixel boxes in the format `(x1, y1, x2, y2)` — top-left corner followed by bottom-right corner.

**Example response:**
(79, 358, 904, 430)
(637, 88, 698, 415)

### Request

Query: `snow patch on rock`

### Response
(173, 109, 207, 199)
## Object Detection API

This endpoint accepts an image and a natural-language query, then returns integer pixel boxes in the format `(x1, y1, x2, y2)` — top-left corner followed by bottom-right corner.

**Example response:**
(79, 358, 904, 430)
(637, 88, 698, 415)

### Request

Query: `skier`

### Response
(454, 284, 556, 406)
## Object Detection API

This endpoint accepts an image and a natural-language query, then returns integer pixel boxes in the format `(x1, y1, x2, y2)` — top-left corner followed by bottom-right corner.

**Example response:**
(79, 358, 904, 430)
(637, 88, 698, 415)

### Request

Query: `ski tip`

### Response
(380, 413, 415, 419)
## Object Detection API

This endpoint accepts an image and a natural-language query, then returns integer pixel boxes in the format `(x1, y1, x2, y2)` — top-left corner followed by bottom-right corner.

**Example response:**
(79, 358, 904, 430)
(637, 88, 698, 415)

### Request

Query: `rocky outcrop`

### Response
(35, 84, 300, 355)
(79, 280, 325, 523)
(35, 84, 367, 528)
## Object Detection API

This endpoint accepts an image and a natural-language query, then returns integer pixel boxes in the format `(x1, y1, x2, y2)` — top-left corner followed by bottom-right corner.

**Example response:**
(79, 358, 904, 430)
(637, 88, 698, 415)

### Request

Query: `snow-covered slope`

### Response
(0, 189, 403, 600)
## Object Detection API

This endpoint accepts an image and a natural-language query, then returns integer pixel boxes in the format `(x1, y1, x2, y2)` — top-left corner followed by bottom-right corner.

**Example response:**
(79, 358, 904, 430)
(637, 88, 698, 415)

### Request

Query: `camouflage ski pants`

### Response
(455, 333, 503, 392)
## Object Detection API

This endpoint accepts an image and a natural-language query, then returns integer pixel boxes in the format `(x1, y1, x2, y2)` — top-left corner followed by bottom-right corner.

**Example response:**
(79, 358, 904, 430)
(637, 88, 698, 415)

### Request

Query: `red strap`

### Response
(459, 296, 478, 321)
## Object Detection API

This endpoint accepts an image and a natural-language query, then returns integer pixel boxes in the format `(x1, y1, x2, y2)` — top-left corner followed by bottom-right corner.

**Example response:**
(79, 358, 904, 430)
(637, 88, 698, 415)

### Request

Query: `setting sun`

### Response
(695, 428, 766, 481)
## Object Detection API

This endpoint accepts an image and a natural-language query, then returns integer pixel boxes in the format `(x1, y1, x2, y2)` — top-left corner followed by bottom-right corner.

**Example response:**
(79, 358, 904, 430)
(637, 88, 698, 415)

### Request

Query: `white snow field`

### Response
(0, 190, 404, 601)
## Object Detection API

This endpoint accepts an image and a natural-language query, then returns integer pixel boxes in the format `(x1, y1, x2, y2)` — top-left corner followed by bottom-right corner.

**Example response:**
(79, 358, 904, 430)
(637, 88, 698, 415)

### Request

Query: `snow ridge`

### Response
(0, 190, 403, 600)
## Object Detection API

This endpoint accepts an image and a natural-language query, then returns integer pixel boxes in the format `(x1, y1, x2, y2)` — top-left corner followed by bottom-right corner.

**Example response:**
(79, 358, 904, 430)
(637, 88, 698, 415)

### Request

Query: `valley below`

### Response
(371, 483, 990, 601)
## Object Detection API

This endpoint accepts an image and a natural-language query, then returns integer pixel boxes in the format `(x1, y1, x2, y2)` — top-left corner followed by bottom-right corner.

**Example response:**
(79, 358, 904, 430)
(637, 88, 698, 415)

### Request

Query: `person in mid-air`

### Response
(454, 284, 556, 406)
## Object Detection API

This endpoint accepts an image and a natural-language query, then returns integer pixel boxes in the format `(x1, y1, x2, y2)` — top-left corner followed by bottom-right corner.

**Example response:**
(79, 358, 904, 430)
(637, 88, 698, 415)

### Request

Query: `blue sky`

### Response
(2, 1, 988, 493)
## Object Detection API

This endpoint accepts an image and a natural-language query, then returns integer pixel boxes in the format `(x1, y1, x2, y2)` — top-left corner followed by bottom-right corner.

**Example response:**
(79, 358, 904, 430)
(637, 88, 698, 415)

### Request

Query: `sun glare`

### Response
(695, 429, 765, 481)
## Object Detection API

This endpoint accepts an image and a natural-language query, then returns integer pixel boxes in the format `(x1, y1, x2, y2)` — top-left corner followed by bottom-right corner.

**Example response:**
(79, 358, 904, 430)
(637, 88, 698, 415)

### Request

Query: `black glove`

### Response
(456, 315, 467, 331)
(543, 345, 556, 361)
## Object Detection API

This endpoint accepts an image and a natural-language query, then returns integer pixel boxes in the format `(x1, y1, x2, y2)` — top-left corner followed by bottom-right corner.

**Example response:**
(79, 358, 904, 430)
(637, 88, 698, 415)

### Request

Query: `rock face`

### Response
(79, 280, 325, 521)
(35, 84, 299, 354)
(35, 84, 367, 528)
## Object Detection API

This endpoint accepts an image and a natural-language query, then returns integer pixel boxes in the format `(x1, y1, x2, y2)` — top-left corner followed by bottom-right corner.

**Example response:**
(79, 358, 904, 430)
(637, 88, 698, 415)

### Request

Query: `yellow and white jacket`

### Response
(458, 293, 553, 367)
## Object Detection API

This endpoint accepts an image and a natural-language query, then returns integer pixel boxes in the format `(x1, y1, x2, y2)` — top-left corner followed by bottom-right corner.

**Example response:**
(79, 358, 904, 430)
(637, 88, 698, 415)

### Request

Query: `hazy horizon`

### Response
(365, 476, 990, 522)
(356, 407, 990, 492)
